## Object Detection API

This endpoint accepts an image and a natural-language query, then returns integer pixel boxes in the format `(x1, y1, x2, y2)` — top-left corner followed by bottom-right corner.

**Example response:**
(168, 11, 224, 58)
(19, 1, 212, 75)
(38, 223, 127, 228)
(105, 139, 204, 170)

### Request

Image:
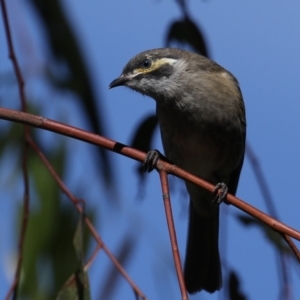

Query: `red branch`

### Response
(0, 108, 300, 243)
(159, 170, 188, 300)
(0, 1, 146, 298)
(1, 107, 300, 298)
(1, 2, 299, 298)
(1, 1, 30, 299)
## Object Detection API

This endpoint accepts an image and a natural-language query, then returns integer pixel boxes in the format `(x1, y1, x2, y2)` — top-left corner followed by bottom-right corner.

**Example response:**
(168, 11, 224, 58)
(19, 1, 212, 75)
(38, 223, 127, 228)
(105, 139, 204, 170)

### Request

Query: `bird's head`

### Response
(109, 48, 242, 114)
(109, 48, 192, 101)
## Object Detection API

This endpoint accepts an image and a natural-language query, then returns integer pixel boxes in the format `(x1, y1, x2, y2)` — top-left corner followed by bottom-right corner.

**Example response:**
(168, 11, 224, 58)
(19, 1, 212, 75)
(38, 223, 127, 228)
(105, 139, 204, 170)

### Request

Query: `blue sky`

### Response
(1, 0, 300, 299)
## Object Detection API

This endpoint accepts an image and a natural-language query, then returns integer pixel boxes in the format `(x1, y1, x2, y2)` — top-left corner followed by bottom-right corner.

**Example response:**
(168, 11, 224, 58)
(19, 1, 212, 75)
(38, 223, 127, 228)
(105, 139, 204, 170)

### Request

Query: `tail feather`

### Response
(184, 201, 222, 294)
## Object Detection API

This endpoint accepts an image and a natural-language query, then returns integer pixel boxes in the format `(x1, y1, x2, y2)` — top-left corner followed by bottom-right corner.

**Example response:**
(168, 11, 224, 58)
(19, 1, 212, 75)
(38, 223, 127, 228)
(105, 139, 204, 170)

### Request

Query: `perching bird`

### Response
(109, 48, 246, 294)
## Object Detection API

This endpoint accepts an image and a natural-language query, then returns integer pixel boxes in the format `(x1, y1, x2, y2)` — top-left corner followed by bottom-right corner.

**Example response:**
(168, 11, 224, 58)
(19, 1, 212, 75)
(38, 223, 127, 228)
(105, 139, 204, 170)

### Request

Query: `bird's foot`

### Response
(213, 182, 228, 204)
(143, 150, 162, 172)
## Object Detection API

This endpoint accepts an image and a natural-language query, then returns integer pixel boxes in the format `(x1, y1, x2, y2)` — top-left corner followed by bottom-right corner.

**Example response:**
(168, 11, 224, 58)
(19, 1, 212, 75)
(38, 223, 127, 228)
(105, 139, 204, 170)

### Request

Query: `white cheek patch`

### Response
(129, 71, 143, 78)
(130, 58, 181, 78)
(158, 58, 178, 65)
(172, 58, 188, 72)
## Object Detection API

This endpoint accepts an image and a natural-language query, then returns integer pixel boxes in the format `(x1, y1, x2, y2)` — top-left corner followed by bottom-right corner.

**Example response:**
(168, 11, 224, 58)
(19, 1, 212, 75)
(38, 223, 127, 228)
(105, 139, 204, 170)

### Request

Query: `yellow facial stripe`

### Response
(133, 58, 177, 75)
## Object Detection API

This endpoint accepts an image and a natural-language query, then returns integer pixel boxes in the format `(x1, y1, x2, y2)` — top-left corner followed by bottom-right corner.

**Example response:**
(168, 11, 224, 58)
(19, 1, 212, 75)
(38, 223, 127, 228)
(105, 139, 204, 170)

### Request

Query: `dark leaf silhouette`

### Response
(130, 114, 158, 176)
(228, 270, 247, 300)
(165, 17, 209, 57)
(28, 0, 113, 187)
(236, 214, 292, 255)
(130, 114, 158, 153)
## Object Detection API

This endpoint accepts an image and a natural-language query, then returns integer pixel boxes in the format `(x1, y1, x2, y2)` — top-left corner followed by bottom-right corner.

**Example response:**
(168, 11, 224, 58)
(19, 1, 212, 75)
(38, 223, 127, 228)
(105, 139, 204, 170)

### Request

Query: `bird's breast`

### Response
(156, 104, 244, 181)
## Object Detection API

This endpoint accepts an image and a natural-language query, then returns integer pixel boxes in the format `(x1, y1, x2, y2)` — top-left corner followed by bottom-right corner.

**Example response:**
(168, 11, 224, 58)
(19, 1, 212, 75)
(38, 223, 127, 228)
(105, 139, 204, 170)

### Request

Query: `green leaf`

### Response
(56, 215, 90, 300)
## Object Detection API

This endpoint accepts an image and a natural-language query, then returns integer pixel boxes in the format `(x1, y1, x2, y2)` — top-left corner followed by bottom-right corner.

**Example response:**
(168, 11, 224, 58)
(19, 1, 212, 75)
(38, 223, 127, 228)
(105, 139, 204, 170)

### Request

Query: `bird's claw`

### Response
(213, 182, 228, 205)
(143, 150, 161, 172)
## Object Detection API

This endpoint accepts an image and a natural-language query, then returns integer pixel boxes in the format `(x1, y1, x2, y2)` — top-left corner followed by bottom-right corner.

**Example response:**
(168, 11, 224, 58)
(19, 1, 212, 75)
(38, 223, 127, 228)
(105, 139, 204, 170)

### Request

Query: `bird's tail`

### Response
(184, 201, 222, 294)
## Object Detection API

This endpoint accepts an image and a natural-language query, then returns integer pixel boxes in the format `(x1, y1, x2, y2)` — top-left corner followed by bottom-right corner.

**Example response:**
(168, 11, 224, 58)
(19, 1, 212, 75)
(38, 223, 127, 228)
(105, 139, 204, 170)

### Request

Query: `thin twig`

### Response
(1, 1, 30, 299)
(0, 1, 147, 297)
(247, 144, 291, 299)
(28, 138, 147, 299)
(282, 234, 300, 263)
(246, 144, 279, 221)
(159, 170, 188, 300)
(0, 0, 26, 112)
(0, 107, 300, 244)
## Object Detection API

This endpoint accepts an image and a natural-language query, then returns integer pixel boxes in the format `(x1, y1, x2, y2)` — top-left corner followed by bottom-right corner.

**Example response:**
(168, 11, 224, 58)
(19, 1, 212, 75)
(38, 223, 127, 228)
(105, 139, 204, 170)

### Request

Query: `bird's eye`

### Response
(142, 59, 151, 68)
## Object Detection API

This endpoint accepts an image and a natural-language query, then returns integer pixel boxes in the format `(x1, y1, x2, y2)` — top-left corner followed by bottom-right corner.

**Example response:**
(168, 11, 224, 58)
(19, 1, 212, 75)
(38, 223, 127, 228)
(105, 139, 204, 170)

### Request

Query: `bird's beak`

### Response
(109, 74, 130, 89)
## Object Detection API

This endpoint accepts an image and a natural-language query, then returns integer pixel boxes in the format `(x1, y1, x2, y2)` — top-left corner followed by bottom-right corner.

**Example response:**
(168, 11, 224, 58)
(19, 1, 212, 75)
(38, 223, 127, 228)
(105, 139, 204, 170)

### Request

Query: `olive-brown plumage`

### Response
(110, 48, 246, 294)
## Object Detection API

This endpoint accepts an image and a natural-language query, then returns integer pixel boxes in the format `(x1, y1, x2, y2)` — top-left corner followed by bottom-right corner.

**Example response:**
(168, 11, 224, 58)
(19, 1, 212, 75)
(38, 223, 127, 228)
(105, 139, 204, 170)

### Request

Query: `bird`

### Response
(109, 48, 246, 294)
